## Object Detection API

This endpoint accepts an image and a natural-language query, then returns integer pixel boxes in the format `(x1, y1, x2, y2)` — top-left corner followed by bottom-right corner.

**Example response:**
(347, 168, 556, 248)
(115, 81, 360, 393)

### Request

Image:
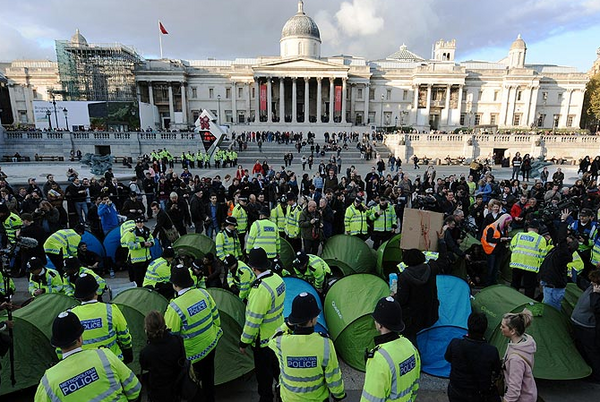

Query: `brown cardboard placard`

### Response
(400, 208, 444, 251)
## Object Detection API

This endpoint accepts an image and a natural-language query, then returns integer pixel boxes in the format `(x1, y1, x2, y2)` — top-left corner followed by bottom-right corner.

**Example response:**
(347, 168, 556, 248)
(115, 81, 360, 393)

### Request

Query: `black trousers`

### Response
(46, 251, 64, 274)
(132, 261, 150, 287)
(510, 269, 538, 298)
(286, 236, 302, 254)
(371, 231, 393, 250)
(573, 324, 600, 381)
(303, 238, 320, 255)
(192, 348, 216, 402)
(252, 345, 279, 402)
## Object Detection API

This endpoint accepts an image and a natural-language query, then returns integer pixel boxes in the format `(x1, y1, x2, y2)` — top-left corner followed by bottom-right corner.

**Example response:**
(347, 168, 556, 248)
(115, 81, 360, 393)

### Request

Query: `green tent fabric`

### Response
(459, 234, 480, 251)
(206, 288, 255, 385)
(0, 294, 79, 395)
(111, 288, 169, 374)
(561, 283, 583, 318)
(173, 233, 216, 259)
(324, 274, 389, 371)
(472, 285, 591, 380)
(322, 235, 376, 277)
(376, 234, 402, 280)
(278, 238, 296, 270)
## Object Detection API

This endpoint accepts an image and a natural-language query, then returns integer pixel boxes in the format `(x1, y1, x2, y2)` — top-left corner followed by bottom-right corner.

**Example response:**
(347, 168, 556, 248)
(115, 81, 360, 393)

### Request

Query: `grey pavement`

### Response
(1, 142, 597, 401)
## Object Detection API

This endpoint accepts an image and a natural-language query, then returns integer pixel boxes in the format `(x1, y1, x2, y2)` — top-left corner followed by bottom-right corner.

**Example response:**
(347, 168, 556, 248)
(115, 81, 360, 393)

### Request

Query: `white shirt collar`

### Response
(82, 300, 99, 305)
(177, 287, 191, 296)
(256, 270, 271, 279)
(62, 347, 83, 359)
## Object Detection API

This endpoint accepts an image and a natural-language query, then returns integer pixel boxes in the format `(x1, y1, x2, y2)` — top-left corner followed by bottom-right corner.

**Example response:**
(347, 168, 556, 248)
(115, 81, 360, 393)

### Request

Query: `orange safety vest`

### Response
(481, 223, 501, 255)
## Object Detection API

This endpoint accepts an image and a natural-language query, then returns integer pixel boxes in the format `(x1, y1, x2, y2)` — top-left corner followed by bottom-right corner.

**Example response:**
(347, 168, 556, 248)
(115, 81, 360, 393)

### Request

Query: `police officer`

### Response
(142, 246, 176, 299)
(246, 207, 281, 260)
(62, 256, 107, 299)
(269, 292, 345, 402)
(232, 196, 249, 250)
(368, 196, 398, 250)
(0, 202, 21, 246)
(239, 247, 286, 402)
(361, 297, 421, 402)
(27, 256, 63, 297)
(292, 251, 331, 294)
(285, 193, 303, 252)
(510, 220, 547, 298)
(224, 254, 256, 301)
(165, 265, 222, 402)
(43, 224, 85, 274)
(71, 274, 133, 363)
(270, 196, 287, 237)
(123, 217, 154, 287)
(34, 311, 141, 401)
(344, 195, 369, 240)
(216, 216, 242, 260)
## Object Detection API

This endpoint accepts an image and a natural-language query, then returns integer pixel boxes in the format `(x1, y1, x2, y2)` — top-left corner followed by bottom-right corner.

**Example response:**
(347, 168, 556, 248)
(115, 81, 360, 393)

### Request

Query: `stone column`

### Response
(304, 77, 309, 123)
(231, 81, 237, 124)
(445, 85, 451, 125)
(168, 83, 175, 124)
(349, 83, 355, 124)
(267, 78, 273, 123)
(456, 85, 464, 127)
(424, 85, 432, 130)
(561, 89, 573, 127)
(136, 82, 142, 107)
(574, 89, 584, 128)
(316, 77, 322, 123)
(292, 78, 297, 123)
(341, 78, 347, 123)
(279, 78, 285, 123)
(522, 86, 532, 127)
(180, 82, 188, 125)
(246, 82, 251, 122)
(330, 78, 335, 123)
(510, 87, 519, 126)
(254, 77, 260, 123)
(527, 86, 539, 127)
(499, 85, 511, 126)
(364, 83, 370, 124)
(148, 82, 154, 105)
(412, 85, 419, 126)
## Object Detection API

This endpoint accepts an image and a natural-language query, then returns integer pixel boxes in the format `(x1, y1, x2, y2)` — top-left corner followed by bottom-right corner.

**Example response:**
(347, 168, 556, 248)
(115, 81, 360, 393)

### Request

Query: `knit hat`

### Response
(372, 296, 405, 332)
(403, 249, 426, 267)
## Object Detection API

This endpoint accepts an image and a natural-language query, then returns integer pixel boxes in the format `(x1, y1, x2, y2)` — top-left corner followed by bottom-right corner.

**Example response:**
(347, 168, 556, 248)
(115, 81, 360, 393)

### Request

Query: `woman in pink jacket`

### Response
(500, 309, 537, 402)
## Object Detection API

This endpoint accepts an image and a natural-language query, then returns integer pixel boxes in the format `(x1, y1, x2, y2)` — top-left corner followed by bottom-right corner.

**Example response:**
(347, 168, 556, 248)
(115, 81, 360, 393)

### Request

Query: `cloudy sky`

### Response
(1, 0, 599, 71)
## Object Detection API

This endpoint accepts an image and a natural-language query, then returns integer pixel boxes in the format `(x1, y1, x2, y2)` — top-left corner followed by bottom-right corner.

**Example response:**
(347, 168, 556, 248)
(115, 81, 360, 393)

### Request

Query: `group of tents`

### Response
(0, 232, 592, 396)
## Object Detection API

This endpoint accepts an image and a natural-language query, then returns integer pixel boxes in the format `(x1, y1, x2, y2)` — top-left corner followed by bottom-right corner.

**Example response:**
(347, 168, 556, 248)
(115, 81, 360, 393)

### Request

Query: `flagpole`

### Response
(158, 21, 163, 59)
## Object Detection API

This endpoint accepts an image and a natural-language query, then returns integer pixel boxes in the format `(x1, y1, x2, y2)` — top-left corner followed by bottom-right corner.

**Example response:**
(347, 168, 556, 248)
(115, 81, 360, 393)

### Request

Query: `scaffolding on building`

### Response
(55, 31, 143, 102)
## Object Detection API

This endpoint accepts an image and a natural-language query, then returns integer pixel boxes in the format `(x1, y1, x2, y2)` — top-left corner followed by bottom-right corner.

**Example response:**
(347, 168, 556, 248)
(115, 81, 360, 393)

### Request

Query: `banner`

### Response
(334, 86, 342, 112)
(260, 84, 267, 112)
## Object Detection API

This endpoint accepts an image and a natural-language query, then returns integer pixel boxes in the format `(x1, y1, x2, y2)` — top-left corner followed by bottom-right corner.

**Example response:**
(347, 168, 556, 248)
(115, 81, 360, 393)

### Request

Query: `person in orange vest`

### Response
(481, 214, 513, 286)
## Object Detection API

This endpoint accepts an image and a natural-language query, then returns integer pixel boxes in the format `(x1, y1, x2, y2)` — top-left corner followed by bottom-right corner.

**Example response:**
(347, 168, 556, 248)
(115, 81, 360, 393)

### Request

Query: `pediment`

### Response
(255, 57, 349, 72)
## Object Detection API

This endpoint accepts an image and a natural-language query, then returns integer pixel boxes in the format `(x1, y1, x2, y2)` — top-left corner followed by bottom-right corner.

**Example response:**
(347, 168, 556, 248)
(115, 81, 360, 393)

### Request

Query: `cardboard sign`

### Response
(400, 208, 444, 251)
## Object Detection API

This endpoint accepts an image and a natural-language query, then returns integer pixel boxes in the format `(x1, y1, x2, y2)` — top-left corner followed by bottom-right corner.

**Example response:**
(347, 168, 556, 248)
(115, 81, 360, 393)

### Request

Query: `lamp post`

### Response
(63, 108, 69, 131)
(380, 94, 385, 129)
(46, 110, 52, 130)
(553, 114, 558, 135)
(217, 94, 221, 126)
(49, 92, 59, 129)
(395, 116, 398, 129)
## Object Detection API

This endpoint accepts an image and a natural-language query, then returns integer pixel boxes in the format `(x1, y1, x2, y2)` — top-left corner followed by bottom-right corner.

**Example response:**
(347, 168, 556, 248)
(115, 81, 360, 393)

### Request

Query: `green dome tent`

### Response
(206, 288, 255, 385)
(0, 294, 79, 395)
(111, 288, 169, 374)
(376, 234, 402, 280)
(472, 285, 591, 380)
(173, 233, 216, 259)
(324, 274, 389, 371)
(278, 238, 296, 271)
(322, 235, 376, 277)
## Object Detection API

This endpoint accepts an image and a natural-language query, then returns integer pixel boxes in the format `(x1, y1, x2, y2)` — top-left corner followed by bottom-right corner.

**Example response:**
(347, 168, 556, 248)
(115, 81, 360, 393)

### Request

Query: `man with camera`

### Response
(299, 200, 322, 255)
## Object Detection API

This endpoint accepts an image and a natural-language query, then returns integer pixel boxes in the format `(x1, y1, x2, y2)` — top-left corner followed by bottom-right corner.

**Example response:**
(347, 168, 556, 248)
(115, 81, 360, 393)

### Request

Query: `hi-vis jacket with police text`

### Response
(361, 333, 421, 402)
(164, 287, 222, 363)
(510, 231, 547, 273)
(43, 229, 81, 257)
(345, 204, 369, 235)
(231, 204, 249, 233)
(29, 268, 64, 296)
(216, 229, 242, 260)
(241, 271, 286, 348)
(71, 300, 133, 360)
(226, 261, 256, 301)
(34, 348, 140, 402)
(269, 327, 345, 402)
(246, 218, 281, 258)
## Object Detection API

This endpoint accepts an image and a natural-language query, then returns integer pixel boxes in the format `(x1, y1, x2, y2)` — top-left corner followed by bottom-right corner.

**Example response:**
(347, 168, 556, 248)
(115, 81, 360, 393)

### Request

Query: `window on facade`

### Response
(384, 111, 392, 125)
(474, 114, 482, 125)
(553, 114, 560, 127)
(225, 110, 233, 123)
(191, 87, 197, 99)
(542, 92, 548, 103)
(252, 87, 255, 98)
(386, 89, 392, 101)
(192, 110, 200, 122)
(369, 89, 375, 100)
(32, 89, 38, 99)
(478, 90, 483, 101)
(537, 114, 546, 127)
(558, 92, 563, 102)
(357, 88, 363, 100)
(490, 114, 498, 125)
(19, 111, 28, 123)
(238, 87, 243, 99)
(226, 88, 231, 99)
(403, 90, 408, 101)
(209, 88, 214, 99)
(460, 114, 466, 126)
(493, 91, 499, 101)
(513, 113, 522, 126)
(517, 90, 522, 101)
(566, 115, 574, 127)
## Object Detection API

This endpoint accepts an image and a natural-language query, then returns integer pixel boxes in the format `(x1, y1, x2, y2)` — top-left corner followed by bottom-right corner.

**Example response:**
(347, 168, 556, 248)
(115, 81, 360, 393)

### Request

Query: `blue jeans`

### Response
(74, 201, 88, 224)
(206, 224, 218, 239)
(541, 282, 565, 311)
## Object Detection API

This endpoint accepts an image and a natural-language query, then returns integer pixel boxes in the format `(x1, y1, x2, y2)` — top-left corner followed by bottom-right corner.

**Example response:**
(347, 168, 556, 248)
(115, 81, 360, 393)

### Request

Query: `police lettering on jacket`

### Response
(287, 356, 318, 368)
(59, 368, 100, 396)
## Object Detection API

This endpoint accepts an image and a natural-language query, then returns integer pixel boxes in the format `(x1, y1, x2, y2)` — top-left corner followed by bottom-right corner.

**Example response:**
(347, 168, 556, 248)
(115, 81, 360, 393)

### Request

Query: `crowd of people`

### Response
(1, 138, 600, 401)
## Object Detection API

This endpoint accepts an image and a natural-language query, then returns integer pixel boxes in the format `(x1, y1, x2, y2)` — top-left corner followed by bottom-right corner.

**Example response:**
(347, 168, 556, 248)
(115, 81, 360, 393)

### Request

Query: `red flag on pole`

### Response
(159, 21, 169, 35)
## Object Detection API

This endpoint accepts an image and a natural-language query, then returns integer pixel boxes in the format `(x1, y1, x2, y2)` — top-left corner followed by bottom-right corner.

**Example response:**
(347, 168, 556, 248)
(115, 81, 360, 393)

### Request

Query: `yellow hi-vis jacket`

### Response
(231, 204, 248, 233)
(28, 268, 64, 296)
(270, 204, 287, 232)
(509, 231, 547, 273)
(368, 204, 398, 232)
(44, 229, 81, 257)
(216, 229, 242, 260)
(142, 257, 171, 287)
(122, 227, 154, 264)
(226, 261, 256, 301)
(71, 301, 133, 360)
(35, 348, 141, 402)
(164, 287, 222, 363)
(361, 335, 421, 402)
(63, 267, 107, 297)
(345, 204, 369, 235)
(246, 218, 281, 258)
(285, 204, 302, 238)
(269, 329, 345, 402)
(293, 255, 331, 292)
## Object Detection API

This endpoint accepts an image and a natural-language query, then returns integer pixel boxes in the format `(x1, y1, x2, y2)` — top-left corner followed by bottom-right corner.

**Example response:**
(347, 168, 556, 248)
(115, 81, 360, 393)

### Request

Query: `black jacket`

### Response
(140, 332, 184, 402)
(445, 335, 501, 400)
(539, 222, 572, 288)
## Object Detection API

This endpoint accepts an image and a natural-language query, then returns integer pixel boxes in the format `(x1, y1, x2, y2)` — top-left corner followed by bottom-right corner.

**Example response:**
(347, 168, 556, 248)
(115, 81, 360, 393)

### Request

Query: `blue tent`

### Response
(416, 275, 471, 377)
(104, 227, 162, 262)
(283, 277, 328, 334)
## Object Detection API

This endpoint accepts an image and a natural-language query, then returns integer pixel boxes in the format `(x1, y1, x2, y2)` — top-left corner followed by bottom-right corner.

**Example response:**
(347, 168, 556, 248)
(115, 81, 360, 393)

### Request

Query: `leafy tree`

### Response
(582, 72, 600, 132)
